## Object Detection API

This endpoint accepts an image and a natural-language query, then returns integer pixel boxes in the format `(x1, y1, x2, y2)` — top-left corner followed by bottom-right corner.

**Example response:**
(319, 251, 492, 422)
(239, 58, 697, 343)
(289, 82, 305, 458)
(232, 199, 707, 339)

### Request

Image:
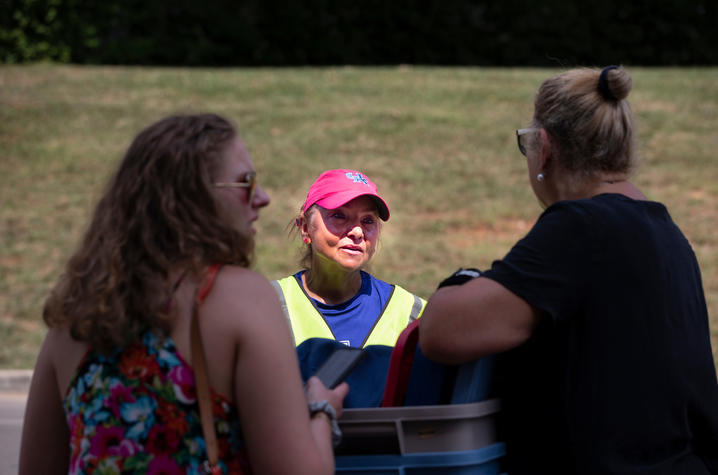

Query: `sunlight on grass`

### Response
(1, 64, 717, 368)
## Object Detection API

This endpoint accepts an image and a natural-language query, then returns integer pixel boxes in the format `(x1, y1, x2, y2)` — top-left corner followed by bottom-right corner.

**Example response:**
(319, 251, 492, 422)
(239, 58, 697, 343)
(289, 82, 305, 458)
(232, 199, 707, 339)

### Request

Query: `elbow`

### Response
(419, 331, 474, 365)
(419, 332, 450, 363)
(419, 338, 454, 364)
(418, 294, 460, 364)
(417, 309, 441, 360)
(419, 317, 467, 365)
(418, 292, 491, 365)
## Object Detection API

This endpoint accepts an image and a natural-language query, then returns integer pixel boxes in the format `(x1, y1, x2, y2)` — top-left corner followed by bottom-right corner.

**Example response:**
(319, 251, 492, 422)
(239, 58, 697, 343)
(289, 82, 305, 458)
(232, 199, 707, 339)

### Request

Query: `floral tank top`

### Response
(63, 330, 249, 474)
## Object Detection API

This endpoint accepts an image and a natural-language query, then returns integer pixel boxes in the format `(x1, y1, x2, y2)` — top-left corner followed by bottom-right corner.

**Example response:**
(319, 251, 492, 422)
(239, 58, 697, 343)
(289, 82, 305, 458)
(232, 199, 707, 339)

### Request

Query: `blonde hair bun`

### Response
(598, 66, 632, 101)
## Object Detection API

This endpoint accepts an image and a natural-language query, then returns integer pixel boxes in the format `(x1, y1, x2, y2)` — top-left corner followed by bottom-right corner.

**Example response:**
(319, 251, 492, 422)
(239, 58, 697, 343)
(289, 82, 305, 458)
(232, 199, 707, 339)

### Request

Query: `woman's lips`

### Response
(340, 245, 363, 254)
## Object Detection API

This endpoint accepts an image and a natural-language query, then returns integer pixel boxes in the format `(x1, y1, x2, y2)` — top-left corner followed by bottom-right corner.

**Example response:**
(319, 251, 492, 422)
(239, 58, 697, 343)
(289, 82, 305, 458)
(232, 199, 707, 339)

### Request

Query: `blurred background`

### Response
(1, 0, 717, 369)
(2, 0, 717, 66)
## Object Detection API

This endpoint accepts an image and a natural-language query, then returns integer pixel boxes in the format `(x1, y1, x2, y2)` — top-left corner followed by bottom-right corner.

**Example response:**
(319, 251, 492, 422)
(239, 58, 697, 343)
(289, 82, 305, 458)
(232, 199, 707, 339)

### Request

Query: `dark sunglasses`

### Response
(213, 171, 257, 202)
(516, 128, 540, 156)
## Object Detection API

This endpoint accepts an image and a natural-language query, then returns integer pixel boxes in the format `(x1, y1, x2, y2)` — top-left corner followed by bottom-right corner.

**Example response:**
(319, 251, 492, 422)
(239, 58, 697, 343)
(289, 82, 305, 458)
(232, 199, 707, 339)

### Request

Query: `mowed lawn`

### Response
(1, 64, 717, 369)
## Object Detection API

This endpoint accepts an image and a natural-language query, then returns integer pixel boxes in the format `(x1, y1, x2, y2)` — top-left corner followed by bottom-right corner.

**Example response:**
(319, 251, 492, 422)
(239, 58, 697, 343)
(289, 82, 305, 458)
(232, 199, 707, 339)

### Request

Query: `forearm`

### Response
(420, 278, 540, 363)
(309, 413, 336, 474)
(420, 286, 488, 363)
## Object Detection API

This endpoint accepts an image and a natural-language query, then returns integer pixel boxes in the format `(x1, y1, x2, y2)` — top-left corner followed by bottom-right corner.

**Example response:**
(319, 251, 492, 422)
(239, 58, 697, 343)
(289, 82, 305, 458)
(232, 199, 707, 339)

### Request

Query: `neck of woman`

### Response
(303, 267, 363, 305)
(589, 173, 646, 200)
(546, 171, 646, 205)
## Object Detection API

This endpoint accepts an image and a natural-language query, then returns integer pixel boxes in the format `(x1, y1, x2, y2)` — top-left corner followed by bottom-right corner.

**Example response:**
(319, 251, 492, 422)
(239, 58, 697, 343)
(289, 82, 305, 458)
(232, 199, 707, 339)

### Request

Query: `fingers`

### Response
(334, 381, 349, 399)
(331, 382, 350, 417)
(305, 377, 349, 417)
(305, 376, 326, 395)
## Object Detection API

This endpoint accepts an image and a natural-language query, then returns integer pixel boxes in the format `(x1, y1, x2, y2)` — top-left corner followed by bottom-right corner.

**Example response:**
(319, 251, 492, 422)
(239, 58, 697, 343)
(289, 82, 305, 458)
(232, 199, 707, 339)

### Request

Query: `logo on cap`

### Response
(346, 172, 369, 185)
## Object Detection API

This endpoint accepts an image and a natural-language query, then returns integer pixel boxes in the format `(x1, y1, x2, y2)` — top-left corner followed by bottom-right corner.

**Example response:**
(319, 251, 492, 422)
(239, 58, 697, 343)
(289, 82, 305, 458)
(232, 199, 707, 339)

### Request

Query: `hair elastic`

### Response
(598, 65, 619, 100)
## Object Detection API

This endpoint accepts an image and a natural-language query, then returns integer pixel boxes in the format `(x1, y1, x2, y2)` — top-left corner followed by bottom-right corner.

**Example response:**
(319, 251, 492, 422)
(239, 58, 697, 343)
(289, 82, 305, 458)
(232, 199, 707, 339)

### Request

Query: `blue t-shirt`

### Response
(293, 270, 394, 347)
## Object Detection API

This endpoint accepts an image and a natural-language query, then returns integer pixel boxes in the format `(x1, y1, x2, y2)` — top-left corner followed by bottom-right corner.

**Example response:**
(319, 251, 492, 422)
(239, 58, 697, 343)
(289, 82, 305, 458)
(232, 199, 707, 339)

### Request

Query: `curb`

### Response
(0, 370, 33, 393)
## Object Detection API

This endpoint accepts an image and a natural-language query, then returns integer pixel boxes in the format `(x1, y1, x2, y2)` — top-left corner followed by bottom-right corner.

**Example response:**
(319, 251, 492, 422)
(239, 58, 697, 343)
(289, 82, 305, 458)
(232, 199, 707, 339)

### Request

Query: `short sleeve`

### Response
(483, 202, 596, 322)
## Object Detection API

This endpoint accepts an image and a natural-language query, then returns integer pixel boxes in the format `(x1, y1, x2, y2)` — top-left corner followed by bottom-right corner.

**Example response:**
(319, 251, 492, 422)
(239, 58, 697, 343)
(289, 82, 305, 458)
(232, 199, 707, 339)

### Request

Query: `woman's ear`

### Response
(539, 128, 553, 171)
(298, 213, 310, 241)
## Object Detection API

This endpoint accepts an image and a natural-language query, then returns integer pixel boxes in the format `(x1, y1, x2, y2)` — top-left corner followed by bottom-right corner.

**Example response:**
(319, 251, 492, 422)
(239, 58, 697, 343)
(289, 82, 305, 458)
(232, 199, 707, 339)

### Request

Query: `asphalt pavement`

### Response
(0, 370, 32, 475)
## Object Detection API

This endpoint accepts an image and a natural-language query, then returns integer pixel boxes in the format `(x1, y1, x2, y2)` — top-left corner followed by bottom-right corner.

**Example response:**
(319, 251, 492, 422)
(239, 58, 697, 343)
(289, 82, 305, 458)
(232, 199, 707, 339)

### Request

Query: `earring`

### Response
(537, 173, 545, 182)
(303, 238, 310, 244)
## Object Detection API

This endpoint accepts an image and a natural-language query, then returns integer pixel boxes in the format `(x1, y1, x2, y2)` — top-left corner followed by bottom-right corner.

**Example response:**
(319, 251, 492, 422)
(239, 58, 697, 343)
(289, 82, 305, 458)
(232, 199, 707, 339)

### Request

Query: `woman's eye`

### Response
(362, 217, 376, 225)
(331, 213, 346, 219)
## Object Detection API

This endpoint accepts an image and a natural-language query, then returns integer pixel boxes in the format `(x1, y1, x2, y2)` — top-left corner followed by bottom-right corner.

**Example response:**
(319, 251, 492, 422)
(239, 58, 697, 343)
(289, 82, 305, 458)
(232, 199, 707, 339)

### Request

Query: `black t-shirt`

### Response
(483, 194, 718, 474)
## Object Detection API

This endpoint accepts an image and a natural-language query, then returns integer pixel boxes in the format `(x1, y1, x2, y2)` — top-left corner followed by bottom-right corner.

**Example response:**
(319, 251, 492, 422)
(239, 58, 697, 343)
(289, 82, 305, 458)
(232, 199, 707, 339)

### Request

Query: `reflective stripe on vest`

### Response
(272, 276, 426, 348)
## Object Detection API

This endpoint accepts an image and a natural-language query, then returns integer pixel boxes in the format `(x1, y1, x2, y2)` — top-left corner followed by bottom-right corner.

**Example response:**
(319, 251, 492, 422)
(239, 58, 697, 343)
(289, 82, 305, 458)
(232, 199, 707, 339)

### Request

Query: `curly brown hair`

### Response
(43, 113, 253, 352)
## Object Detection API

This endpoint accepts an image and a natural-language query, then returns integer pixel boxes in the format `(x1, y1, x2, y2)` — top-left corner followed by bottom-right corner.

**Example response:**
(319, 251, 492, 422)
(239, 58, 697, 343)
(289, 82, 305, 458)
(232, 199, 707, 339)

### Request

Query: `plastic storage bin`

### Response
(335, 442, 506, 474)
(337, 398, 501, 455)
(331, 320, 508, 472)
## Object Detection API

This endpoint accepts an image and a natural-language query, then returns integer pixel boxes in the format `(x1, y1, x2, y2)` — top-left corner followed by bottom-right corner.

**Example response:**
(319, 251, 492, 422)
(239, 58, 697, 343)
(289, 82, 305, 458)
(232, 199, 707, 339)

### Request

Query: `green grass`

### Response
(2, 64, 717, 369)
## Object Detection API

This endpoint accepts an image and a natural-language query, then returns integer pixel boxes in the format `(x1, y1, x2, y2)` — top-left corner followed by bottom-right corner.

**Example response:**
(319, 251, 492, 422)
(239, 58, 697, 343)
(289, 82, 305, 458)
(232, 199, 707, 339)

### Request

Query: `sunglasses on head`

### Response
(213, 171, 257, 202)
(516, 128, 540, 156)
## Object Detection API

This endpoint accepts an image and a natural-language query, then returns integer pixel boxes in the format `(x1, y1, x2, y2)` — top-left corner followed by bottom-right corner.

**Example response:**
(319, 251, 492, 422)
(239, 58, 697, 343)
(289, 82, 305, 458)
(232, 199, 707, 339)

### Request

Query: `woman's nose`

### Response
(347, 223, 363, 240)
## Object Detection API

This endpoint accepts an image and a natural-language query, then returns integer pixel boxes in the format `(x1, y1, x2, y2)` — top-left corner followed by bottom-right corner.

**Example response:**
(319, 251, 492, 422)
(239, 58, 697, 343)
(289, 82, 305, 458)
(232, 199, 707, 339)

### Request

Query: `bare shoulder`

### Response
(37, 327, 88, 398)
(43, 327, 88, 364)
(210, 265, 280, 305)
(200, 265, 284, 330)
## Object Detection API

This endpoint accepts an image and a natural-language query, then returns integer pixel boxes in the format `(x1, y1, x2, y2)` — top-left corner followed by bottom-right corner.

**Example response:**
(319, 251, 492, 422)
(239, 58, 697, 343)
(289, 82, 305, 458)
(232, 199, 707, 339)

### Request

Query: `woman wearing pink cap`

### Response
(272, 169, 425, 350)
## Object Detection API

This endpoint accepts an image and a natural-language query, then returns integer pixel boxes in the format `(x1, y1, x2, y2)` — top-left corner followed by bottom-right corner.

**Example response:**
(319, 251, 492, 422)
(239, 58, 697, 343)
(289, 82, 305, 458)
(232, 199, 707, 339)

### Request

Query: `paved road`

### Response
(0, 392, 26, 475)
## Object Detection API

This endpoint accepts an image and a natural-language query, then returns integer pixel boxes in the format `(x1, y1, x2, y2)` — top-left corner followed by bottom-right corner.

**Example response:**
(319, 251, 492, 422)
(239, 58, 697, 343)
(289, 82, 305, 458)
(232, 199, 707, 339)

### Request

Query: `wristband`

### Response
(308, 400, 342, 447)
(437, 267, 482, 289)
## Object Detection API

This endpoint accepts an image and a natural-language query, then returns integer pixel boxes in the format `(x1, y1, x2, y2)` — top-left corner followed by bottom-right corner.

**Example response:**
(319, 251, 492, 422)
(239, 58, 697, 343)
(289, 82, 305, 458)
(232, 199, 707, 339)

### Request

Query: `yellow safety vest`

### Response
(271, 276, 426, 348)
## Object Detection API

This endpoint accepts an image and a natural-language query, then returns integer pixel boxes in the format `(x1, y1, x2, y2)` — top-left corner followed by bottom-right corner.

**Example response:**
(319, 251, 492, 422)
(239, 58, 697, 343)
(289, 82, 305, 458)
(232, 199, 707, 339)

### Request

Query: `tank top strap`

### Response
(196, 264, 223, 303)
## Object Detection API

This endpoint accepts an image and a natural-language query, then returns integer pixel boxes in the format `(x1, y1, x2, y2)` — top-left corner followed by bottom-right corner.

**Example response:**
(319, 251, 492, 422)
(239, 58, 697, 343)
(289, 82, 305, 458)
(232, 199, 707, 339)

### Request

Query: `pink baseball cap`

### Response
(302, 169, 390, 221)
